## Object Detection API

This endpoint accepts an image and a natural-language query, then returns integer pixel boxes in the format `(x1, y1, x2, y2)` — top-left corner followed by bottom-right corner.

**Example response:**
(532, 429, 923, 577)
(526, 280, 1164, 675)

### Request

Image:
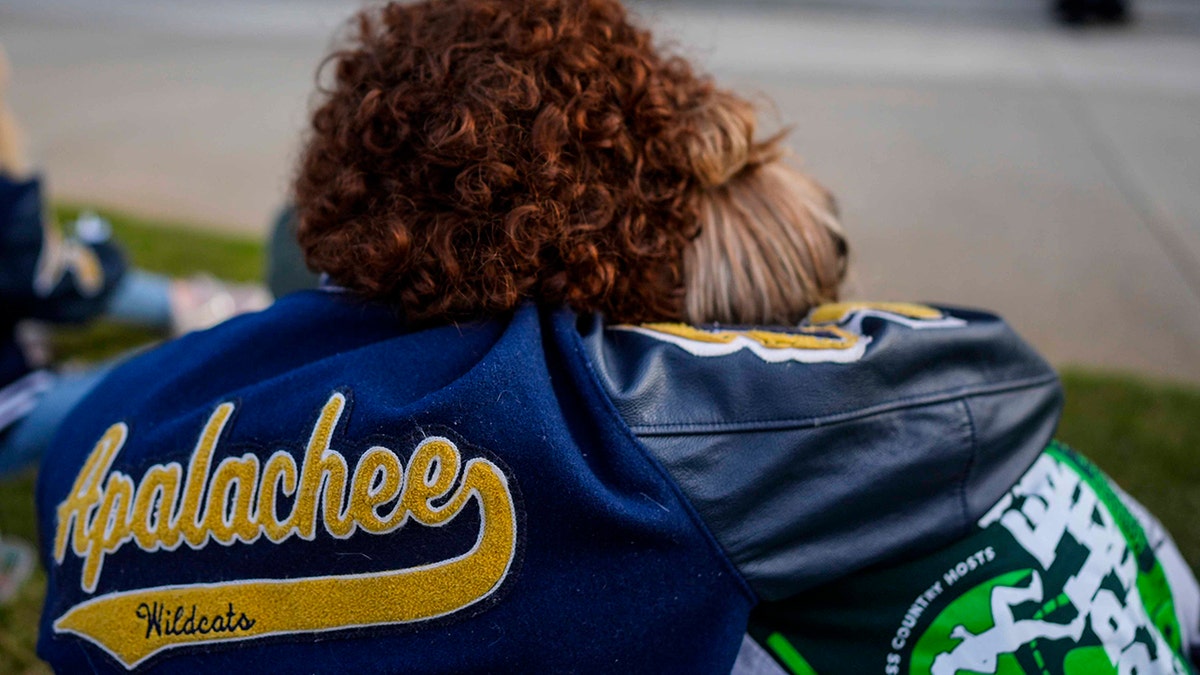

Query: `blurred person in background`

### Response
(29, 1, 1199, 673)
(0, 41, 268, 605)
(0, 46, 269, 484)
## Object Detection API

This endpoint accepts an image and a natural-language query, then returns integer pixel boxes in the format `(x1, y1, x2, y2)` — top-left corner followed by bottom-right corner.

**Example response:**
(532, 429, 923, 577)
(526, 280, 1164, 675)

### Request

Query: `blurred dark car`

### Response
(1055, 0, 1131, 24)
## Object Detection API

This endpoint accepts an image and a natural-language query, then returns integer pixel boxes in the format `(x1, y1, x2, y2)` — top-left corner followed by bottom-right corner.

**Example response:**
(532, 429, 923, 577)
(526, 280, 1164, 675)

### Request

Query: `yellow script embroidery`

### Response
(618, 323, 864, 363)
(640, 323, 858, 351)
(617, 302, 963, 364)
(52, 392, 519, 669)
(806, 301, 943, 325)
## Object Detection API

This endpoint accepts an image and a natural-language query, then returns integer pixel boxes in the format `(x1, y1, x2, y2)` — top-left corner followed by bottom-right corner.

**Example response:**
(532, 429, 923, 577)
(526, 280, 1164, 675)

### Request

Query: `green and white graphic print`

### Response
(749, 443, 1198, 675)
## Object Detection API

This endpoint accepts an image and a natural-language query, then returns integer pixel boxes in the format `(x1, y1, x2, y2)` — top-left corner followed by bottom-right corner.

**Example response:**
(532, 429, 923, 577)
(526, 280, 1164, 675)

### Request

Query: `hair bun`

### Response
(683, 90, 781, 189)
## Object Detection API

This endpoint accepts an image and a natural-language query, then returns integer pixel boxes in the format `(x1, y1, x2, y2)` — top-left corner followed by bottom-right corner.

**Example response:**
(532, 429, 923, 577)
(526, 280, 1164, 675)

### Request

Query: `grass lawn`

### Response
(2, 207, 1199, 673)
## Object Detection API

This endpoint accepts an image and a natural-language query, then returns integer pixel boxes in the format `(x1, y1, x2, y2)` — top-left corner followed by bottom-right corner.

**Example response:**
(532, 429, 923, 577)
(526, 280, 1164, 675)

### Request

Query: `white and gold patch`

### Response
(51, 392, 520, 670)
(34, 224, 105, 298)
(615, 302, 963, 364)
(805, 302, 966, 332)
(616, 322, 867, 363)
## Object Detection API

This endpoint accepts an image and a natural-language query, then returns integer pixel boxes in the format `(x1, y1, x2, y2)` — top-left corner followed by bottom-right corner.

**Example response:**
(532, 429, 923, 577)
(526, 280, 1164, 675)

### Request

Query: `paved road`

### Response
(2, 0, 1199, 381)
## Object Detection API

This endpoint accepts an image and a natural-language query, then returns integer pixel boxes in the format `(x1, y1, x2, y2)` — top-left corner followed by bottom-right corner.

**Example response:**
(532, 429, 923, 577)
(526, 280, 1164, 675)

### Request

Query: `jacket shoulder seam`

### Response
(628, 372, 1060, 437)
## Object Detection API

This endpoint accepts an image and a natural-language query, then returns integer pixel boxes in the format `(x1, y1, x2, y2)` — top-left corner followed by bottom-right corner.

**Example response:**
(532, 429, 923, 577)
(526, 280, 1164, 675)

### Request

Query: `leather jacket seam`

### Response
(627, 373, 1060, 436)
(957, 397, 981, 539)
(564, 315, 760, 603)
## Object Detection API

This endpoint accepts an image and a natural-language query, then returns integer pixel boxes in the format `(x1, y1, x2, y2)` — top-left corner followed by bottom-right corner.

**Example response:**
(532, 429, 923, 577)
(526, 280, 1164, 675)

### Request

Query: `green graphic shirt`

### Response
(749, 443, 1199, 675)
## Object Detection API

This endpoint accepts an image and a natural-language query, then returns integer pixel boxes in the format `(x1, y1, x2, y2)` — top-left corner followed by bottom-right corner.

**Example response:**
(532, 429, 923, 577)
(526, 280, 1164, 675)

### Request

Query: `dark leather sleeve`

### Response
(579, 304, 1062, 601)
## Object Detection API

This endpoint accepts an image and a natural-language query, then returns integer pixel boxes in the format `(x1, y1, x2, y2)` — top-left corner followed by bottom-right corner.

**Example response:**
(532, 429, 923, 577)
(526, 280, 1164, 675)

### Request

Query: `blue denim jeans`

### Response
(0, 365, 112, 478)
(0, 270, 168, 478)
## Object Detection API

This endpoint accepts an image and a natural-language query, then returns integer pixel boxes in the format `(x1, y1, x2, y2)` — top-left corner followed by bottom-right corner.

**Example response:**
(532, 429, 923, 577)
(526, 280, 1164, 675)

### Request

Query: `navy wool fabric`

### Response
(36, 292, 753, 673)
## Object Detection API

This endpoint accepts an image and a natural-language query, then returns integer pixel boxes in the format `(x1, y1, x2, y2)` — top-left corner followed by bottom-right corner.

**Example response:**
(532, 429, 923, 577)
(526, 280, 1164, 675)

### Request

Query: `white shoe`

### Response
(170, 274, 272, 336)
(0, 535, 35, 605)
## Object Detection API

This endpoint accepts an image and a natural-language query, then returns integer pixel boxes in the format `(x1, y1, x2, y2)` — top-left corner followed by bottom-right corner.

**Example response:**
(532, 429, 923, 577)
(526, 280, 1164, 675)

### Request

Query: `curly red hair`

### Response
(296, 0, 727, 325)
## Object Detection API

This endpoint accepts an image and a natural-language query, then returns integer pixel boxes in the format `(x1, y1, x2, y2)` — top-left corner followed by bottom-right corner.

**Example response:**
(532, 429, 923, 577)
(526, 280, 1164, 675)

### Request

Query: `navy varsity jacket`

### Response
(34, 291, 1200, 673)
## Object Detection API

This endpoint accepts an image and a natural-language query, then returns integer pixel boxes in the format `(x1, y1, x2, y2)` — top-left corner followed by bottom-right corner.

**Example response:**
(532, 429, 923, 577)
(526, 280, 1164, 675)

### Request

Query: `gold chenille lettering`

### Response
(130, 464, 183, 550)
(53, 443, 519, 670)
(80, 472, 135, 592)
(347, 447, 404, 534)
(433, 458, 506, 528)
(177, 404, 236, 547)
(258, 451, 298, 542)
(292, 395, 351, 539)
(641, 322, 856, 351)
(52, 392, 516, 600)
(55, 423, 127, 563)
(321, 459, 352, 538)
(201, 455, 262, 544)
(807, 301, 943, 325)
(402, 439, 462, 526)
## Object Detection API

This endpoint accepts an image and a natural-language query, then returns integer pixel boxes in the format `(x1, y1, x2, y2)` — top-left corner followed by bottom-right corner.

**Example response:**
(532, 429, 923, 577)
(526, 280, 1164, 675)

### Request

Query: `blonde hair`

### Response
(682, 91, 847, 326)
(0, 46, 31, 178)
